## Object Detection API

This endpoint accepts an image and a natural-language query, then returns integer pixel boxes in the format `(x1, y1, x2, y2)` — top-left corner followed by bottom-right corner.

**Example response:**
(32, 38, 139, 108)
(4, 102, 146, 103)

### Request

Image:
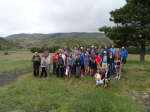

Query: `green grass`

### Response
(0, 51, 150, 111)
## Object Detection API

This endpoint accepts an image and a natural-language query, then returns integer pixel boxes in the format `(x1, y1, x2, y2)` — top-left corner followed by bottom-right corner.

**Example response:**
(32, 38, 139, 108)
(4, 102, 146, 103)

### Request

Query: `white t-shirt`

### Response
(47, 55, 51, 64)
(62, 54, 65, 65)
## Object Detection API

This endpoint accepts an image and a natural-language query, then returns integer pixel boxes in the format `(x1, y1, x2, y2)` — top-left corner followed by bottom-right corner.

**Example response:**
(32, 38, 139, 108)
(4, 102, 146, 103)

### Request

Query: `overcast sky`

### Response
(0, 0, 126, 37)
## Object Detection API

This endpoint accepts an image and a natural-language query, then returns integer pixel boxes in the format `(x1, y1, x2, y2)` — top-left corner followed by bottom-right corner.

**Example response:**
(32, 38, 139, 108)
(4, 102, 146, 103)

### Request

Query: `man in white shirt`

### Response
(61, 50, 66, 65)
(46, 51, 51, 78)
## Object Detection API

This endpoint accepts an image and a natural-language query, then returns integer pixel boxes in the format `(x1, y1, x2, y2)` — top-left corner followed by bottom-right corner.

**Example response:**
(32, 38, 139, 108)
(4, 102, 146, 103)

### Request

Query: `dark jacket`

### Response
(56, 57, 64, 66)
(107, 55, 115, 64)
(104, 72, 110, 78)
(31, 55, 41, 65)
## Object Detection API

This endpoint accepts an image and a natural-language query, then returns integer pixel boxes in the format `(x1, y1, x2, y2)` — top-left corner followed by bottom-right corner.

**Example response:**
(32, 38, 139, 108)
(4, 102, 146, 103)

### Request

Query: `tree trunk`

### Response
(140, 43, 145, 62)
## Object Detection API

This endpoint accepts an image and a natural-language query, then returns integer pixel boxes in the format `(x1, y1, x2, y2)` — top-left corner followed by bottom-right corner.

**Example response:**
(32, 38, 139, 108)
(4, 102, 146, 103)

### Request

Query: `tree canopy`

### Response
(99, 0, 150, 62)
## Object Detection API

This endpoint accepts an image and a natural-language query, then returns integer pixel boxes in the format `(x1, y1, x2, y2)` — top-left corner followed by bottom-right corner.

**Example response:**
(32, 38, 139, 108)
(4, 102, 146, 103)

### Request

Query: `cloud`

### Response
(0, 0, 126, 37)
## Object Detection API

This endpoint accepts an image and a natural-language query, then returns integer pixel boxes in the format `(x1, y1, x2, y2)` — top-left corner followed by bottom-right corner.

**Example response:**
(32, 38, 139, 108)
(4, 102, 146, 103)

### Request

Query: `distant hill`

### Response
(0, 37, 22, 49)
(5, 32, 113, 49)
(6, 32, 105, 40)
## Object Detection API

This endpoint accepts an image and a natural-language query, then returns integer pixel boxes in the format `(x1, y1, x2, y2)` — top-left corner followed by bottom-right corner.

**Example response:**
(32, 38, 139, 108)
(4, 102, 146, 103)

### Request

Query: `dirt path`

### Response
(0, 69, 32, 86)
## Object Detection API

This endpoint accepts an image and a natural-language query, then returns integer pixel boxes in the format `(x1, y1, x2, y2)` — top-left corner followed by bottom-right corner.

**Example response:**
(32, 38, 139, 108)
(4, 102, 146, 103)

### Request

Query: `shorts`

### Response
(96, 80, 103, 85)
(81, 64, 84, 69)
(90, 62, 95, 69)
(76, 66, 81, 74)
(84, 65, 89, 68)
(122, 58, 126, 64)
(67, 65, 72, 70)
(102, 62, 108, 69)
(46, 64, 51, 70)
(116, 67, 121, 72)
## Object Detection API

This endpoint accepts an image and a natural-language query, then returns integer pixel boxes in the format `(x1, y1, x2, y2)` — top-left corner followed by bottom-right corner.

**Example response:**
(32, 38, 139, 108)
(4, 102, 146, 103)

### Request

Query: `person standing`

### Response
(66, 54, 73, 78)
(102, 51, 109, 69)
(72, 51, 78, 75)
(114, 54, 121, 79)
(120, 47, 128, 69)
(108, 51, 115, 76)
(41, 55, 48, 78)
(90, 45, 96, 54)
(95, 52, 102, 69)
(76, 54, 82, 78)
(46, 51, 51, 78)
(109, 44, 116, 54)
(56, 54, 64, 77)
(84, 53, 90, 77)
(89, 51, 96, 76)
(31, 52, 41, 77)
(52, 52, 58, 75)
(80, 51, 86, 77)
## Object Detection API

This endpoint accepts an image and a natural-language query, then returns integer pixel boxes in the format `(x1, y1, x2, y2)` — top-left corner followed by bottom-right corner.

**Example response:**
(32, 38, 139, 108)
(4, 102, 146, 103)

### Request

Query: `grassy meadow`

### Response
(0, 51, 150, 112)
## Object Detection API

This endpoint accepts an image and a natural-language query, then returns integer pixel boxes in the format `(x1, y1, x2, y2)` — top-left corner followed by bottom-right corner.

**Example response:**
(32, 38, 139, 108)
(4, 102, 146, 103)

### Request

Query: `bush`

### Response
(4, 52, 9, 55)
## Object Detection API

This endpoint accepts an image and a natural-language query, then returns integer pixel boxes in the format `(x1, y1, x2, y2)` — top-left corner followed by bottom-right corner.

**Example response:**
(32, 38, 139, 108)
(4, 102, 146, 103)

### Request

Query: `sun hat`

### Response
(103, 51, 107, 53)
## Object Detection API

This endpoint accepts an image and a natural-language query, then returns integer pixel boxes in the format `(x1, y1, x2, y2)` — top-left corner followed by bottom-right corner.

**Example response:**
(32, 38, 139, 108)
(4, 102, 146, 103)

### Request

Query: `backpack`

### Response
(76, 59, 81, 66)
(57, 58, 63, 66)
(42, 59, 46, 66)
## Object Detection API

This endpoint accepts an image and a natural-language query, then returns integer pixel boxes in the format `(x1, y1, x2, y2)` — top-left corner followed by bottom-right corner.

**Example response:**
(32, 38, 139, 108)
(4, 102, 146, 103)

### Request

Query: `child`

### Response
(41, 55, 48, 78)
(84, 53, 90, 77)
(103, 68, 110, 87)
(94, 70, 104, 88)
(76, 54, 82, 78)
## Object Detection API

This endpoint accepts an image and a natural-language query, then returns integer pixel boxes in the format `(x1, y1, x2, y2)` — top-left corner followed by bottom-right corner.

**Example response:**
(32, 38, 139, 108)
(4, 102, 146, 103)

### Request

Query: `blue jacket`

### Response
(120, 49, 128, 59)
(81, 54, 86, 64)
(72, 54, 78, 61)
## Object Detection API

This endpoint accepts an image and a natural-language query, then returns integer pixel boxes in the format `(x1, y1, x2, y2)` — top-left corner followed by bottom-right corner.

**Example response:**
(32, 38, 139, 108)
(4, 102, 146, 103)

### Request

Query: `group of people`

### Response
(32, 45, 128, 88)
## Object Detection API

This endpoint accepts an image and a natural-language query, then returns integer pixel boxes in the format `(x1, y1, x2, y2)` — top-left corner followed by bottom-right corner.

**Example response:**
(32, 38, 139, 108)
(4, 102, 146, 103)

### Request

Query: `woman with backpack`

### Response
(76, 54, 82, 78)
(41, 55, 48, 78)
(56, 53, 64, 77)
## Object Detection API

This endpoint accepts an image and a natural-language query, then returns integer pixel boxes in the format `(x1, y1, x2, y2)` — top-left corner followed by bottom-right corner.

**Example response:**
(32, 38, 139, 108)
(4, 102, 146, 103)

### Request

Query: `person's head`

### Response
(71, 49, 74, 52)
(122, 46, 125, 50)
(103, 51, 107, 55)
(71, 46, 74, 48)
(44, 51, 47, 55)
(86, 52, 89, 57)
(35, 52, 38, 56)
(91, 45, 94, 49)
(61, 50, 64, 54)
(105, 46, 108, 50)
(78, 51, 81, 55)
(91, 51, 94, 55)
(77, 45, 79, 49)
(69, 53, 72, 58)
(95, 46, 97, 49)
(87, 48, 90, 52)
(109, 51, 113, 55)
(66, 52, 68, 56)
(98, 52, 100, 56)
(54, 52, 57, 56)
(83, 51, 86, 55)
(112, 44, 114, 48)
(78, 54, 81, 59)
(99, 45, 101, 49)
(105, 68, 109, 73)
(59, 53, 62, 58)
(100, 68, 104, 73)
(98, 48, 101, 51)
(75, 51, 77, 55)
(75, 47, 77, 50)
(116, 48, 120, 53)
(96, 48, 98, 52)
(64, 46, 67, 49)
(46, 51, 49, 55)
(97, 69, 100, 73)
(115, 53, 119, 60)
(84, 47, 86, 50)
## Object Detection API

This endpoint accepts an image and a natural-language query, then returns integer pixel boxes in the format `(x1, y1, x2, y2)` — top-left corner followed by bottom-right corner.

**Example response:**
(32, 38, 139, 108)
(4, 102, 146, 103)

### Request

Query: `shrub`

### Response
(4, 52, 9, 55)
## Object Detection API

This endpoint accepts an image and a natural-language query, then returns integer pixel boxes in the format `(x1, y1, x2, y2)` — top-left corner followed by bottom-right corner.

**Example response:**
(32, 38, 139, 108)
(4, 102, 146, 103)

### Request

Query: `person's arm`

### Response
(84, 58, 86, 67)
(31, 56, 34, 62)
(56, 59, 58, 68)
(66, 59, 68, 67)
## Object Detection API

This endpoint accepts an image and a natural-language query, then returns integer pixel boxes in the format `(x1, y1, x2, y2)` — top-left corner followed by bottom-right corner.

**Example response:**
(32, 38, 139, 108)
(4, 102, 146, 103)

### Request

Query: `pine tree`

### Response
(99, 0, 150, 62)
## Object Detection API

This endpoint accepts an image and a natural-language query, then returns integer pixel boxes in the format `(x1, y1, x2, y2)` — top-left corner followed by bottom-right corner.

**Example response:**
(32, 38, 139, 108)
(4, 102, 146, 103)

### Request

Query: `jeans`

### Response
(41, 67, 47, 77)
(109, 63, 114, 74)
(53, 63, 56, 75)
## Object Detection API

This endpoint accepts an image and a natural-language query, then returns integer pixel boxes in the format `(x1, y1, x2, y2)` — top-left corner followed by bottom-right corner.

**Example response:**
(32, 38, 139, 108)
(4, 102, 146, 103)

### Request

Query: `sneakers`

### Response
(81, 74, 84, 77)
(115, 76, 118, 79)
(118, 76, 120, 79)
(104, 84, 107, 87)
